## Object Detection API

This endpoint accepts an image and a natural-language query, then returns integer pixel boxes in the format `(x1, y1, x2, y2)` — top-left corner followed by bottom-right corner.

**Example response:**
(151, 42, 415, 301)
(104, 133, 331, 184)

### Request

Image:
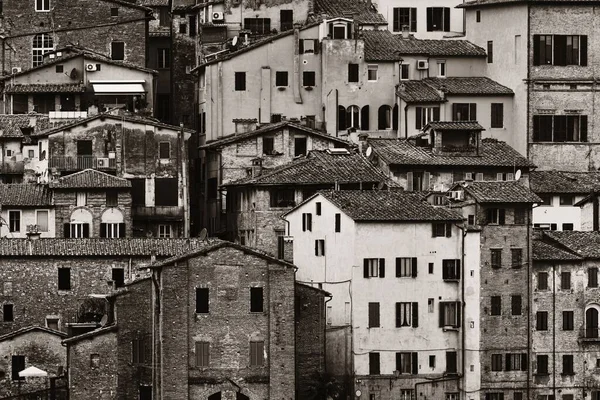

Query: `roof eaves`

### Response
(62, 324, 118, 344)
(0, 326, 68, 342)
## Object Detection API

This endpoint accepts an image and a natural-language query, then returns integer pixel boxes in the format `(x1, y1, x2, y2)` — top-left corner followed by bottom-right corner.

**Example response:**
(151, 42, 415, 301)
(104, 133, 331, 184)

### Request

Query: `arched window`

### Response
(32, 34, 54, 67)
(67, 208, 92, 238)
(361, 105, 370, 130)
(101, 208, 125, 238)
(347, 105, 360, 129)
(586, 306, 600, 338)
(378, 105, 392, 130)
(338, 105, 346, 131)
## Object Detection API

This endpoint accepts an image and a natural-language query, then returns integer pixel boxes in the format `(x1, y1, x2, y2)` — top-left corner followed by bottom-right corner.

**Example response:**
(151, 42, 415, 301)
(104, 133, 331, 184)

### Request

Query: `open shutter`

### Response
(396, 258, 401, 277)
(506, 354, 512, 371)
(64, 223, 71, 238)
(412, 302, 418, 327)
(423, 172, 430, 191)
(379, 258, 385, 278)
(415, 107, 422, 129)
(361, 105, 370, 130)
(393, 104, 399, 130)
(426, 8, 433, 31)
(83, 223, 90, 238)
(521, 353, 528, 371)
(445, 223, 452, 237)
(315, 240, 318, 256)
(308, 214, 312, 231)
(100, 223, 107, 238)
(443, 8, 450, 32)
(396, 303, 401, 327)
(302, 215, 306, 231)
(411, 258, 418, 277)
(406, 172, 413, 192)
(499, 209, 506, 225)
(533, 35, 540, 66)
(533, 115, 540, 141)
(433, 107, 440, 121)
(469, 103, 477, 121)
(439, 303, 445, 327)
(299, 39, 304, 54)
(456, 260, 461, 279)
(411, 8, 417, 31)
(347, 23, 352, 39)
(338, 106, 347, 130)
(328, 23, 333, 38)
(322, 241, 325, 256)
(580, 35, 588, 66)
(118, 223, 125, 237)
(313, 40, 319, 54)
(452, 103, 458, 120)
(456, 302, 462, 327)
(412, 353, 418, 374)
(364, 259, 369, 278)
(581, 115, 588, 142)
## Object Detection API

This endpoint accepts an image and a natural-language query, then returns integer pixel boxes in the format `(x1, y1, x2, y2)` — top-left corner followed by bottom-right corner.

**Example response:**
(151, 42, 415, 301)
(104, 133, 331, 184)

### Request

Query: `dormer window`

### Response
(327, 19, 352, 39)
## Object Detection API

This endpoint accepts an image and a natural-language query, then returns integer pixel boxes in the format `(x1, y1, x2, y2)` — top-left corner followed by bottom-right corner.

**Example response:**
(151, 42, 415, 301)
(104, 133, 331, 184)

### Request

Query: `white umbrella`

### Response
(18, 366, 48, 378)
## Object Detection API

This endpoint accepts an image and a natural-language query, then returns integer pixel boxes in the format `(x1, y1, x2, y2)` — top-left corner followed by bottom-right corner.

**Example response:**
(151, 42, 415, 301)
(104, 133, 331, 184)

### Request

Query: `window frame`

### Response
(32, 33, 54, 67)
(235, 72, 246, 91)
(35, 0, 50, 12)
(393, 7, 417, 32)
(157, 48, 170, 69)
(303, 71, 316, 87)
(367, 65, 378, 82)
(111, 41, 125, 61)
(250, 287, 264, 313)
(7, 210, 21, 233)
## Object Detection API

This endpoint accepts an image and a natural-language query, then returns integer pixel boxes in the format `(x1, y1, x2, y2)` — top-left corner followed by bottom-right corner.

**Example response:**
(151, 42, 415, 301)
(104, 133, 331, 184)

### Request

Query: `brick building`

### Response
(0, 184, 55, 238)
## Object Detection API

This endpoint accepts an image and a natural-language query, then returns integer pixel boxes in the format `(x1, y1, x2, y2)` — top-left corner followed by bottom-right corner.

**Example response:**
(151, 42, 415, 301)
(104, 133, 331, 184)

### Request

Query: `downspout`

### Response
(526, 3, 531, 160)
(151, 267, 162, 400)
(324, 294, 333, 373)
(527, 210, 532, 400)
(169, 0, 174, 124)
(593, 192, 599, 231)
(404, 105, 409, 139)
(552, 261, 556, 400)
(458, 223, 467, 394)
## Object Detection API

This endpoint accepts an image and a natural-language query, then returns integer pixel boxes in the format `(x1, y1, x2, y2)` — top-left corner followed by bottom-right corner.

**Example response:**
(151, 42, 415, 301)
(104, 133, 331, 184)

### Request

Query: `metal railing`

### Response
(48, 156, 116, 171)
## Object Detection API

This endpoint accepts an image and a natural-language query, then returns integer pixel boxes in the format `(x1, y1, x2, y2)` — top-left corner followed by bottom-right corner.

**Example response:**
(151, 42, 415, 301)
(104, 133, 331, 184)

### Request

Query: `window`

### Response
(275, 71, 288, 87)
(8, 211, 20, 232)
(330, 22, 349, 39)
(532, 115, 588, 142)
(476, 10, 481, 22)
(196, 288, 209, 313)
(315, 239, 325, 256)
(159, 142, 170, 159)
(511, 295, 522, 316)
(32, 33, 54, 67)
(76, 192, 87, 206)
(367, 65, 378, 81)
(158, 224, 172, 238)
(348, 63, 359, 83)
(396, 352, 418, 374)
(514, 208, 527, 225)
(439, 302, 461, 327)
(280, 10, 293, 31)
(429, 263, 434, 274)
(303, 71, 316, 87)
(401, 63, 409, 80)
(244, 18, 271, 35)
(538, 195, 553, 206)
(316, 202, 322, 215)
(3, 304, 13, 322)
(562, 223, 574, 231)
(368, 352, 381, 375)
(364, 258, 385, 278)
(491, 354, 503, 371)
(179, 23, 187, 34)
(562, 355, 574, 375)
(68, 223, 89, 238)
(563, 311, 574, 330)
(58, 268, 71, 290)
(46, 317, 59, 330)
(589, 267, 599, 288)
(378, 105, 392, 130)
(506, 353, 527, 371)
(335, 214, 341, 232)
(396, 257, 417, 278)
(511, 248, 523, 268)
(429, 355, 436, 368)
(428, 298, 434, 313)
(36, 0, 50, 11)
(588, 308, 600, 338)
(189, 15, 197, 36)
(396, 302, 418, 327)
(452, 103, 477, 121)
(560, 195, 574, 206)
(250, 287, 263, 312)
(270, 189, 295, 207)
(106, 190, 118, 207)
(447, 394, 459, 400)
(491, 103, 504, 128)
(347, 105, 360, 129)
(54, 64, 63, 73)
(155, 178, 178, 206)
(302, 213, 312, 232)
(427, 7, 450, 31)
(533, 35, 587, 66)
(300, 39, 318, 54)
(537, 354, 549, 375)
(195, 342, 209, 367)
(468, 215, 475, 225)
(368, 302, 380, 328)
(432, 223, 452, 237)
(438, 61, 446, 77)
(415, 107, 440, 129)
(487, 41, 493, 63)
(11, 356, 25, 381)
(130, 179, 145, 206)
(446, 351, 457, 374)
(491, 296, 501, 316)
(393, 7, 417, 32)
(132, 338, 145, 364)
(111, 41, 125, 61)
(235, 72, 246, 91)
(158, 48, 170, 69)
(442, 260, 460, 280)
(90, 353, 100, 368)
(536, 311, 548, 330)
(112, 268, 125, 288)
(491, 249, 502, 269)
(561, 271, 571, 289)
(111, 7, 118, 16)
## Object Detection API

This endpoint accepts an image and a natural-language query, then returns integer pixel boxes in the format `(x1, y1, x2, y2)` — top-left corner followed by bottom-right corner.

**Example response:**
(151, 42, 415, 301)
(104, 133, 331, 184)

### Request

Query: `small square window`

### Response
(303, 71, 316, 87)
(3, 304, 13, 322)
(275, 71, 288, 87)
(250, 287, 264, 312)
(56, 65, 63, 73)
(90, 354, 100, 368)
(110, 7, 118, 16)
(159, 142, 170, 159)
(235, 72, 246, 91)
(367, 65, 378, 81)
(46, 317, 59, 330)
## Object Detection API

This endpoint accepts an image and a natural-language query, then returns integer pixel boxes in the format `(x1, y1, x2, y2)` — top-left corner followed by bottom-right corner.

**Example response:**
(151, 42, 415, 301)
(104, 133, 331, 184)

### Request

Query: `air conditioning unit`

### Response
(97, 157, 110, 167)
(212, 12, 224, 22)
(11, 67, 21, 74)
(86, 63, 98, 72)
(417, 60, 429, 70)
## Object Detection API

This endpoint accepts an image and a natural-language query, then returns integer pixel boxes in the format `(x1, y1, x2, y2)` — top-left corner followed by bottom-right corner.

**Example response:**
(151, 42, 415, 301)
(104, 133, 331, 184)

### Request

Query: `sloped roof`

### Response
(397, 81, 445, 103)
(49, 169, 131, 189)
(530, 171, 600, 194)
(313, 0, 387, 24)
(423, 77, 514, 96)
(200, 121, 351, 150)
(458, 181, 542, 203)
(6, 83, 86, 94)
(367, 138, 535, 168)
(0, 114, 51, 139)
(426, 121, 485, 131)
(0, 326, 68, 342)
(0, 238, 210, 257)
(532, 239, 582, 261)
(458, 0, 600, 8)
(314, 190, 464, 221)
(225, 150, 390, 187)
(544, 231, 600, 259)
(362, 30, 486, 61)
(0, 184, 52, 206)
(62, 324, 117, 344)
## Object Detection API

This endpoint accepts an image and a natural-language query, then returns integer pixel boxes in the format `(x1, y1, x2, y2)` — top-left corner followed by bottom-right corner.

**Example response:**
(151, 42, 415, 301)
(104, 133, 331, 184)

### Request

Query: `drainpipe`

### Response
(324, 294, 333, 373)
(552, 262, 556, 400)
(457, 223, 467, 394)
(593, 191, 599, 231)
(404, 105, 409, 139)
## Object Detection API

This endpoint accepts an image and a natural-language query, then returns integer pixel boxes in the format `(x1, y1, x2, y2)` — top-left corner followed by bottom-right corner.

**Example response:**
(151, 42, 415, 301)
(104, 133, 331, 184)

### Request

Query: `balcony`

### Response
(49, 156, 116, 171)
(132, 206, 184, 221)
(579, 326, 600, 343)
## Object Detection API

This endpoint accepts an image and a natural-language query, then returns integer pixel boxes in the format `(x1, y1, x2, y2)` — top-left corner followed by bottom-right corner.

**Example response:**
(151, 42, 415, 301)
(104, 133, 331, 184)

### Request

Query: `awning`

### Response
(19, 366, 48, 378)
(90, 80, 146, 95)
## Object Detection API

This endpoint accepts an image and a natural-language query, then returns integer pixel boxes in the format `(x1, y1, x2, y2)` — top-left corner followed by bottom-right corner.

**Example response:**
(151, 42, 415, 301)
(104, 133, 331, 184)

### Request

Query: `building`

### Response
(366, 132, 534, 193)
(532, 232, 600, 400)
(530, 171, 600, 231)
(199, 121, 350, 235)
(283, 189, 472, 400)
(460, 0, 599, 170)
(223, 148, 392, 254)
(0, 184, 55, 238)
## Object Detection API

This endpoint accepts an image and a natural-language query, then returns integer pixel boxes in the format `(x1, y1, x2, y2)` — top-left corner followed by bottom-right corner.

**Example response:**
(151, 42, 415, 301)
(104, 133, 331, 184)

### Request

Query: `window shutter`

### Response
(456, 302, 462, 327)
(445, 223, 452, 237)
(313, 39, 319, 54)
(533, 35, 540, 66)
(581, 115, 588, 142)
(364, 259, 369, 278)
(118, 223, 125, 238)
(322, 241, 325, 256)
(433, 107, 440, 121)
(393, 104, 399, 130)
(396, 302, 401, 327)
(328, 23, 333, 38)
(426, 8, 433, 31)
(439, 303, 444, 327)
(412, 352, 418, 374)
(100, 223, 107, 238)
(396, 258, 401, 277)
(554, 35, 567, 66)
(580, 35, 588, 66)
(299, 39, 304, 54)
(412, 302, 418, 327)
(302, 214, 306, 231)
(499, 209, 506, 225)
(412, 257, 418, 277)
(308, 214, 312, 231)
(64, 223, 71, 238)
(406, 172, 413, 192)
(469, 103, 477, 121)
(361, 105, 370, 130)
(338, 106, 347, 130)
(506, 354, 511, 371)
(423, 172, 430, 191)
(411, 8, 417, 32)
(379, 258, 385, 278)
(83, 223, 90, 238)
(347, 23, 352, 39)
(532, 115, 540, 141)
(475, 173, 483, 181)
(415, 107, 422, 129)
(456, 260, 461, 279)
(452, 103, 458, 120)
(521, 353, 528, 371)
(315, 240, 318, 256)
(443, 8, 450, 32)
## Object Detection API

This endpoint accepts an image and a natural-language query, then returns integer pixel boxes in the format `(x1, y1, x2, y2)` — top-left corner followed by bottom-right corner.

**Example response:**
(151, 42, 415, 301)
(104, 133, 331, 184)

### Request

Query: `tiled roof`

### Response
(315, 190, 464, 221)
(313, 0, 387, 24)
(225, 150, 390, 187)
(0, 184, 52, 206)
(397, 81, 445, 103)
(0, 114, 51, 138)
(0, 238, 210, 257)
(367, 137, 535, 168)
(362, 30, 486, 61)
(139, 0, 169, 5)
(423, 77, 514, 96)
(533, 239, 582, 261)
(458, 0, 600, 8)
(426, 121, 485, 131)
(544, 231, 600, 259)
(530, 171, 600, 194)
(103, 0, 153, 11)
(49, 169, 131, 189)
(0, 326, 67, 343)
(458, 181, 542, 203)
(200, 121, 351, 149)
(6, 83, 86, 94)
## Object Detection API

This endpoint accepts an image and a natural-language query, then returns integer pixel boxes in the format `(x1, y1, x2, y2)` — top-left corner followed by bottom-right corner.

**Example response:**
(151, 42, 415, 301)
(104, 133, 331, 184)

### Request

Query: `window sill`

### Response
(560, 373, 575, 376)
(534, 373, 550, 376)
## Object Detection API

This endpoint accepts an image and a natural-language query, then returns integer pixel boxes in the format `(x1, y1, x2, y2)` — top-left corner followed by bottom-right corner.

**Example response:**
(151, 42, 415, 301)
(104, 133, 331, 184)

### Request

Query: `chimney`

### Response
(233, 119, 257, 134)
(283, 236, 294, 263)
(401, 25, 410, 39)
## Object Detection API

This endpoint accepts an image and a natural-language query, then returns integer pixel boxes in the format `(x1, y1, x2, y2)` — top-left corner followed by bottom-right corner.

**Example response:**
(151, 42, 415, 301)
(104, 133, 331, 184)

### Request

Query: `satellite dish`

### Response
(356, 390, 362, 397)
(199, 228, 208, 241)
(365, 146, 372, 157)
(69, 68, 78, 80)
(515, 169, 522, 181)
(232, 36, 238, 47)
(99, 314, 108, 327)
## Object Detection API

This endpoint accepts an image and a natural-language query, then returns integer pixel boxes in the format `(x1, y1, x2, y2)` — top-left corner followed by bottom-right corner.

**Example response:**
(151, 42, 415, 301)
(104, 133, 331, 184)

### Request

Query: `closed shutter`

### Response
(476, 173, 483, 181)
(118, 223, 125, 238)
(100, 223, 107, 238)
(443, 8, 450, 32)
(533, 35, 541, 66)
(412, 257, 418, 277)
(506, 354, 512, 371)
(393, 104, 399, 130)
(423, 172, 430, 191)
(412, 352, 418, 374)
(415, 107, 422, 129)
(469, 103, 477, 121)
(299, 39, 304, 54)
(396, 258, 402, 277)
(83, 223, 90, 238)
(411, 8, 417, 31)
(412, 302, 418, 327)
(379, 258, 385, 278)
(64, 223, 71, 238)
(406, 172, 413, 192)
(369, 303, 380, 327)
(581, 115, 588, 142)
(521, 353, 528, 371)
(361, 105, 370, 130)
(445, 223, 452, 237)
(433, 107, 440, 121)
(338, 106, 347, 130)
(499, 209, 506, 225)
(580, 35, 588, 66)
(554, 35, 567, 66)
(426, 8, 433, 31)
(313, 39, 319, 54)
(364, 259, 369, 278)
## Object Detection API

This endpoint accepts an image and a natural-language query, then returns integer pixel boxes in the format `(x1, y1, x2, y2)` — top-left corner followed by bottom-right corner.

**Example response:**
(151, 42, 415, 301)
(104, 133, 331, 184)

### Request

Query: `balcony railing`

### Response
(132, 206, 184, 221)
(49, 110, 88, 119)
(579, 326, 600, 342)
(49, 156, 116, 171)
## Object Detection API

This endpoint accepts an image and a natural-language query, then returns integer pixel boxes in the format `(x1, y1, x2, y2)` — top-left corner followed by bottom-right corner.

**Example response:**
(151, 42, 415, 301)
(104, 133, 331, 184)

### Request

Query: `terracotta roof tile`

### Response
(313, 0, 387, 24)
(426, 121, 485, 130)
(459, 181, 542, 203)
(530, 171, 600, 194)
(544, 231, 600, 259)
(397, 81, 445, 103)
(6, 83, 86, 94)
(423, 77, 514, 96)
(0, 114, 51, 138)
(0, 184, 52, 206)
(49, 169, 131, 189)
(533, 239, 582, 261)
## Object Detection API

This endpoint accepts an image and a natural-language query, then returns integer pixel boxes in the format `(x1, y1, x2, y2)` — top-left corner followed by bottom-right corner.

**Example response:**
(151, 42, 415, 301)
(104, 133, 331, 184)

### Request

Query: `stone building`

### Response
(0, 183, 55, 238)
